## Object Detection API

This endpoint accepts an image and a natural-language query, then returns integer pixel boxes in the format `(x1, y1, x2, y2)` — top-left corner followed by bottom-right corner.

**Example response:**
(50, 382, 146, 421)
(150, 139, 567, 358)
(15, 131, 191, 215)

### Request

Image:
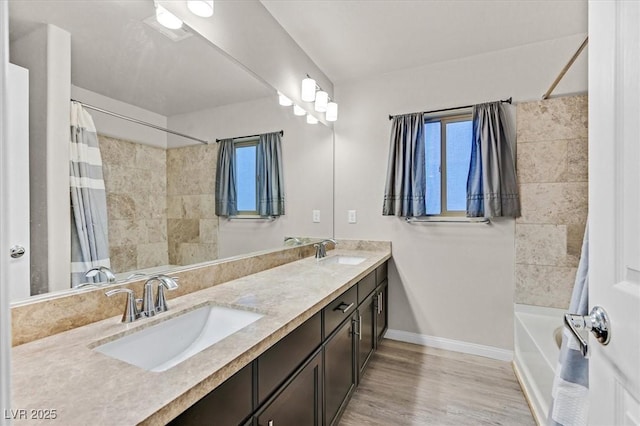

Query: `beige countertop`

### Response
(11, 248, 390, 425)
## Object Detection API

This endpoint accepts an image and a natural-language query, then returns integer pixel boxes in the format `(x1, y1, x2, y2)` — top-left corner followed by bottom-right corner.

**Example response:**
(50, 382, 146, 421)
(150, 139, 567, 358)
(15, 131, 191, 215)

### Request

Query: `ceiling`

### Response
(8, 0, 273, 117)
(261, 0, 588, 83)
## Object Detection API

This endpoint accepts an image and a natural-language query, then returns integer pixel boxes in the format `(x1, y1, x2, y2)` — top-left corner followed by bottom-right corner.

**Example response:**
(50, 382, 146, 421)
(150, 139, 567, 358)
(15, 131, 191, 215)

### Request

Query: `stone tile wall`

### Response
(166, 144, 219, 265)
(515, 95, 588, 309)
(99, 135, 168, 273)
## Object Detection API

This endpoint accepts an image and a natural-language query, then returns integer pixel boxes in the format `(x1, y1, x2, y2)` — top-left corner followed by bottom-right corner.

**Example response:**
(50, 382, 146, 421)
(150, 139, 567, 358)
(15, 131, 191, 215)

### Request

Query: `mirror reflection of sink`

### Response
(93, 305, 263, 372)
(320, 255, 367, 265)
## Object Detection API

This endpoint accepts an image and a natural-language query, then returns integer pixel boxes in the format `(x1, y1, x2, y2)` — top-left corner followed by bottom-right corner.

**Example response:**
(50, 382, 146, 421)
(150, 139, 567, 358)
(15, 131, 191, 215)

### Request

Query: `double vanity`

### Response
(10, 244, 390, 425)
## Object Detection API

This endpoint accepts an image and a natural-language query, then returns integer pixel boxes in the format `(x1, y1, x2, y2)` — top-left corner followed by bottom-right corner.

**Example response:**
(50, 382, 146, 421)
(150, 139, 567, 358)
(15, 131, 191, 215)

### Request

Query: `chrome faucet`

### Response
(105, 288, 142, 323)
(314, 238, 337, 258)
(85, 266, 116, 283)
(142, 275, 179, 317)
(105, 274, 179, 323)
(284, 236, 302, 246)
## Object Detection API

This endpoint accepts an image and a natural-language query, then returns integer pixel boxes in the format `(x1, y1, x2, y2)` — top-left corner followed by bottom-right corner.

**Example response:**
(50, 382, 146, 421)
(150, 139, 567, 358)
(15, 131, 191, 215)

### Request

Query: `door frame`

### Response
(0, 1, 12, 423)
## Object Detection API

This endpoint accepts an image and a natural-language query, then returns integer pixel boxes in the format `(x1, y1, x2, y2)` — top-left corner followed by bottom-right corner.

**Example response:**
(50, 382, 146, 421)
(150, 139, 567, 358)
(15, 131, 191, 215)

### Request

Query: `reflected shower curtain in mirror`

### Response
(69, 101, 110, 287)
(548, 223, 589, 426)
(466, 102, 520, 217)
(257, 132, 285, 216)
(215, 139, 237, 217)
(382, 112, 426, 216)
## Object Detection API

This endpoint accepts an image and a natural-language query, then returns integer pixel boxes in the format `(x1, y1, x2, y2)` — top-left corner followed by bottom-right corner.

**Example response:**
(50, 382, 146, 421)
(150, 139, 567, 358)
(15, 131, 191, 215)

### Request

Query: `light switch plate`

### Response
(312, 210, 321, 223)
(348, 210, 357, 223)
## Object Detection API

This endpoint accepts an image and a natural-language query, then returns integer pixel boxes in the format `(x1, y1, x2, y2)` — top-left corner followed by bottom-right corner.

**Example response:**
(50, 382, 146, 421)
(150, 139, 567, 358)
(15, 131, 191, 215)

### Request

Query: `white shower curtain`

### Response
(69, 101, 110, 286)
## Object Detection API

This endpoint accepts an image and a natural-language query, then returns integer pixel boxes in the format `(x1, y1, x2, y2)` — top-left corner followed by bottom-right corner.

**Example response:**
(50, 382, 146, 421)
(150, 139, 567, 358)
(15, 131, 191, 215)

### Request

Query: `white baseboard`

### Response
(384, 329, 513, 362)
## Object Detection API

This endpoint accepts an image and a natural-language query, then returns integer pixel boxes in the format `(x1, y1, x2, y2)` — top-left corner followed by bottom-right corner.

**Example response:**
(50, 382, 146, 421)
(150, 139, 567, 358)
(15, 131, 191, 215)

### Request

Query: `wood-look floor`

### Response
(340, 340, 535, 426)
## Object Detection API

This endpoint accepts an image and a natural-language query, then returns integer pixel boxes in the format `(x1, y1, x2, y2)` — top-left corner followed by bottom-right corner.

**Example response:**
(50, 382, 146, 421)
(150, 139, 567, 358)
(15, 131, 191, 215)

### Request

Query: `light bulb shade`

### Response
(155, 4, 183, 29)
(314, 91, 329, 112)
(278, 92, 293, 107)
(306, 114, 319, 124)
(326, 102, 338, 121)
(293, 105, 306, 116)
(301, 78, 316, 102)
(187, 0, 214, 17)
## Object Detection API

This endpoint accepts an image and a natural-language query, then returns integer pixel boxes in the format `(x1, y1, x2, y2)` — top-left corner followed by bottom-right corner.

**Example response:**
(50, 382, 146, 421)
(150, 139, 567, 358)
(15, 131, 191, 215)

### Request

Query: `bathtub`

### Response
(514, 304, 565, 425)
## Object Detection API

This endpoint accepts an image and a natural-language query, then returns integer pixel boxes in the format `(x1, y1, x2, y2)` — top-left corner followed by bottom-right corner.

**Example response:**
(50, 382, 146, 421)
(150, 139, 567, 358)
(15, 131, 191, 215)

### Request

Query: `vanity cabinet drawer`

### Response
(257, 312, 322, 404)
(169, 363, 252, 426)
(357, 271, 376, 304)
(375, 261, 387, 285)
(323, 285, 357, 338)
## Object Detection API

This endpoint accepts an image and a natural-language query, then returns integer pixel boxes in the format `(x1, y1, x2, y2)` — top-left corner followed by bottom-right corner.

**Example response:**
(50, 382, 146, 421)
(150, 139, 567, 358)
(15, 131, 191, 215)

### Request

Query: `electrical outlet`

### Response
(348, 210, 357, 223)
(312, 210, 321, 223)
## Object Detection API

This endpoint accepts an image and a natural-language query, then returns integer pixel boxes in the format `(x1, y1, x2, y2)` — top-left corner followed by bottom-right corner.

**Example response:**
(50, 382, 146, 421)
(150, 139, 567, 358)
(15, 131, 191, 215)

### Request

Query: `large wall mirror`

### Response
(8, 0, 334, 302)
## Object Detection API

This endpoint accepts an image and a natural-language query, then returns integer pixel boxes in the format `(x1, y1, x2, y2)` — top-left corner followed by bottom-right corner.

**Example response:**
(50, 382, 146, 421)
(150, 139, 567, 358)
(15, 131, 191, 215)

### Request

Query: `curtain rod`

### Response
(388, 97, 512, 120)
(71, 99, 209, 145)
(542, 36, 588, 100)
(215, 130, 284, 143)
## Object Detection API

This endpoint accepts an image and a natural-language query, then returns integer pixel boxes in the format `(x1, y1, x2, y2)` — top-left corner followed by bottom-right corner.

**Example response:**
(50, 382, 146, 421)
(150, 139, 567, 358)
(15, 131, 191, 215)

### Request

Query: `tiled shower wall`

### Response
(515, 95, 588, 309)
(100, 137, 220, 273)
(99, 135, 169, 273)
(166, 144, 219, 266)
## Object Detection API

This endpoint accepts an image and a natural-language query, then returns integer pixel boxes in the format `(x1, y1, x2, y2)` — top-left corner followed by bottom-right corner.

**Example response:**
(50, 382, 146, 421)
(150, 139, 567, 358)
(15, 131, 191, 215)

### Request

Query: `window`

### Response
(234, 139, 258, 215)
(424, 114, 473, 216)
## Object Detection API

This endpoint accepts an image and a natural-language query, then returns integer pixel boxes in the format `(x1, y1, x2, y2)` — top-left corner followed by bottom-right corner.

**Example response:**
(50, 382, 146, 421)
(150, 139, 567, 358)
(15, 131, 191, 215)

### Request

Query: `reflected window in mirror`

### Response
(235, 139, 259, 215)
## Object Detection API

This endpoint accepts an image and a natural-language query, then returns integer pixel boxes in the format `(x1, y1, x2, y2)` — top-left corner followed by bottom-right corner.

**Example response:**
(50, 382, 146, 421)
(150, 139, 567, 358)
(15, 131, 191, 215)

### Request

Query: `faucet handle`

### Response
(105, 288, 141, 323)
(155, 276, 179, 313)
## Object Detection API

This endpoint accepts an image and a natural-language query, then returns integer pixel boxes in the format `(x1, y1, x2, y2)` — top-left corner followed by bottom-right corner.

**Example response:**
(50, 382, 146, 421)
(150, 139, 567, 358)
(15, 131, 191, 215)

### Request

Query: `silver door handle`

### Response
(10, 245, 25, 258)
(564, 305, 611, 357)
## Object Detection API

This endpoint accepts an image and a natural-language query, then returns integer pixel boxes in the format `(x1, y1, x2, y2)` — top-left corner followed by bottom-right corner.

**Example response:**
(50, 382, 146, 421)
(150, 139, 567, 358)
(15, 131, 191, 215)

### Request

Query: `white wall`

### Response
(167, 96, 334, 258)
(71, 85, 168, 148)
(334, 33, 588, 351)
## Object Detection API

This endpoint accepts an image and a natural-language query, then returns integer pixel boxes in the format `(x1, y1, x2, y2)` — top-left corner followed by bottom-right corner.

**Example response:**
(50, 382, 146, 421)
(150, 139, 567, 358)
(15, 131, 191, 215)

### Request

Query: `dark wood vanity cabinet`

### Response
(172, 261, 388, 426)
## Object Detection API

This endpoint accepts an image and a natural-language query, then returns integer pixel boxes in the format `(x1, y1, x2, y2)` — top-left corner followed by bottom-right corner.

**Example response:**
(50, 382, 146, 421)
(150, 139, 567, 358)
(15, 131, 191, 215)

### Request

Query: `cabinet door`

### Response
(324, 316, 356, 426)
(375, 280, 388, 344)
(257, 312, 321, 405)
(256, 350, 323, 426)
(357, 295, 375, 382)
(169, 363, 253, 426)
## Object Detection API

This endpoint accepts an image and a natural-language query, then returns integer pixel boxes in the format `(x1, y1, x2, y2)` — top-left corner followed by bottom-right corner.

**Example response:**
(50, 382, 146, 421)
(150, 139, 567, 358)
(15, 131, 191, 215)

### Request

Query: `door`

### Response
(357, 294, 375, 381)
(375, 281, 388, 344)
(256, 351, 323, 426)
(324, 316, 356, 425)
(589, 1, 640, 424)
(7, 63, 30, 301)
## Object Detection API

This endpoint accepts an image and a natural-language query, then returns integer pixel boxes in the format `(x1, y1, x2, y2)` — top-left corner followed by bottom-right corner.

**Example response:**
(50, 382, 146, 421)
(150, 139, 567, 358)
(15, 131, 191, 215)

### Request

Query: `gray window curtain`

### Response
(548, 223, 589, 425)
(215, 138, 237, 217)
(69, 101, 110, 287)
(257, 132, 285, 216)
(466, 102, 521, 217)
(382, 112, 426, 217)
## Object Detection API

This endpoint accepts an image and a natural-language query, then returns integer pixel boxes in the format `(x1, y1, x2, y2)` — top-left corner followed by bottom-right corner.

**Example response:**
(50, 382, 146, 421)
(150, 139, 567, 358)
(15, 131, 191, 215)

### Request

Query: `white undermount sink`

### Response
(320, 255, 367, 265)
(94, 305, 263, 372)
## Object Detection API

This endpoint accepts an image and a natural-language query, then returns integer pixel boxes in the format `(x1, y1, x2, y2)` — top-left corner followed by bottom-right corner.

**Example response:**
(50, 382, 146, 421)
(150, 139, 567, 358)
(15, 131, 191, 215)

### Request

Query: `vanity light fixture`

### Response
(301, 77, 317, 102)
(293, 105, 306, 116)
(187, 0, 214, 18)
(326, 101, 338, 122)
(155, 2, 183, 29)
(314, 90, 328, 112)
(306, 114, 319, 124)
(278, 92, 293, 107)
